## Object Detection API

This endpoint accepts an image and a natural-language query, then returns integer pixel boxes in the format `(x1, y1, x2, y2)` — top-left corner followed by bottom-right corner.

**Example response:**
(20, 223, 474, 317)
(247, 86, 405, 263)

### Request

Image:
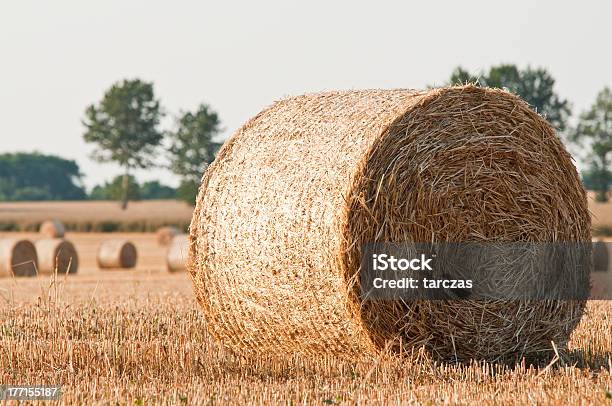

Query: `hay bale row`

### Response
(97, 239, 137, 269)
(35, 238, 79, 274)
(166, 234, 189, 272)
(189, 85, 590, 361)
(0, 238, 38, 277)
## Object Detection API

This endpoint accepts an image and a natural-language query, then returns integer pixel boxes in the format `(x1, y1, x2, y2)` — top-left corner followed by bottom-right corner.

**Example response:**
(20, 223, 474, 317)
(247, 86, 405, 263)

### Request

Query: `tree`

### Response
(167, 104, 222, 204)
(0, 152, 86, 201)
(140, 180, 176, 199)
(175, 179, 201, 204)
(448, 64, 571, 131)
(90, 175, 141, 201)
(90, 177, 176, 201)
(82, 79, 163, 209)
(580, 162, 608, 196)
(570, 87, 612, 202)
(448, 66, 479, 85)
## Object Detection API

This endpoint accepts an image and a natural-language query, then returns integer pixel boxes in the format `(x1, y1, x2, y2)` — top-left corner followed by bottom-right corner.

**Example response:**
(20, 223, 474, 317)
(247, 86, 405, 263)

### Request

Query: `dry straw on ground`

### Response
(35, 238, 79, 274)
(156, 226, 179, 246)
(1, 275, 609, 405)
(190, 85, 591, 362)
(167, 234, 189, 272)
(97, 239, 137, 269)
(39, 219, 65, 238)
(0, 238, 38, 277)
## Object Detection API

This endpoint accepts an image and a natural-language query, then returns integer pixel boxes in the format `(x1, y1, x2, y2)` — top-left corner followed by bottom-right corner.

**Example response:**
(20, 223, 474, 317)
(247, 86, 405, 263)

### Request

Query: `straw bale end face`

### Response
(97, 240, 137, 269)
(0, 239, 38, 277)
(189, 85, 590, 361)
(35, 238, 79, 274)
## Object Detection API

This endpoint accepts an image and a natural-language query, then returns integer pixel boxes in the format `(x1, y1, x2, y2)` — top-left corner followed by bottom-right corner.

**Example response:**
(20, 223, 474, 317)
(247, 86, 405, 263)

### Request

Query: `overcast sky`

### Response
(1, 0, 610, 189)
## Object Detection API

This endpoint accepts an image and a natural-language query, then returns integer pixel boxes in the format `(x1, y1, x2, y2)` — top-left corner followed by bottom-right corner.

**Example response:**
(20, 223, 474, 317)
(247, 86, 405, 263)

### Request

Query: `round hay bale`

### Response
(189, 85, 590, 361)
(591, 239, 610, 298)
(35, 238, 79, 274)
(156, 226, 179, 246)
(592, 239, 609, 272)
(166, 234, 190, 272)
(39, 220, 65, 238)
(97, 240, 137, 269)
(0, 238, 38, 277)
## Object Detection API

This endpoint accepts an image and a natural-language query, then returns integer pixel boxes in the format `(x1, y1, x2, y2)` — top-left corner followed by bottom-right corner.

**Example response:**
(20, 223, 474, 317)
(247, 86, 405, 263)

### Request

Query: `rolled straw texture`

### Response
(97, 239, 137, 269)
(0, 238, 38, 277)
(166, 234, 189, 272)
(35, 238, 79, 274)
(189, 85, 590, 361)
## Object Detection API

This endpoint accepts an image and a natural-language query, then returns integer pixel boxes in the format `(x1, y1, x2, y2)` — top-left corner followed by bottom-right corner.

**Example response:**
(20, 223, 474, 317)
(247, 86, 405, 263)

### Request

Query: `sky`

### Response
(0, 0, 610, 189)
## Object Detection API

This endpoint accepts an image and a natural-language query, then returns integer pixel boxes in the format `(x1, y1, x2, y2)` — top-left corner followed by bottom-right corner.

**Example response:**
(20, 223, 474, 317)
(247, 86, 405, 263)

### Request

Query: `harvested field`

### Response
(0, 269, 610, 404)
(0, 231, 609, 404)
(0, 200, 193, 232)
(0, 232, 166, 275)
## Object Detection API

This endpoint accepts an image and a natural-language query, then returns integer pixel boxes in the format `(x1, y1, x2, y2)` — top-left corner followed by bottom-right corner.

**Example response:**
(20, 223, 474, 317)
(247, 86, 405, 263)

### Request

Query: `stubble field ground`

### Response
(0, 199, 611, 404)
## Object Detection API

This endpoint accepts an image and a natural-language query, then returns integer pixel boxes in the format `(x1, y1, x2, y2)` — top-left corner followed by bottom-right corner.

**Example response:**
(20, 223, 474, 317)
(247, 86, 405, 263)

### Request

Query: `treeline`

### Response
(0, 153, 179, 202)
(2, 64, 611, 206)
(0, 153, 86, 201)
(1, 77, 220, 207)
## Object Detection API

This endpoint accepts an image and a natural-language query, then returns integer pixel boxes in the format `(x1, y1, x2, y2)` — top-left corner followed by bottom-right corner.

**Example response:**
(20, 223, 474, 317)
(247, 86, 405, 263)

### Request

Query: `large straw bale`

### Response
(97, 239, 137, 269)
(189, 85, 590, 361)
(40, 220, 65, 238)
(35, 238, 78, 274)
(0, 238, 38, 277)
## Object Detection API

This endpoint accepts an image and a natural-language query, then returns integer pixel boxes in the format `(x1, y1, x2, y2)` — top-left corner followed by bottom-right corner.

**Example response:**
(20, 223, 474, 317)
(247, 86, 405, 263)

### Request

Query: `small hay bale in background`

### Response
(190, 85, 591, 362)
(97, 239, 137, 269)
(166, 234, 189, 272)
(591, 239, 610, 298)
(0, 238, 38, 277)
(592, 239, 609, 272)
(35, 238, 79, 274)
(156, 226, 179, 246)
(39, 219, 66, 238)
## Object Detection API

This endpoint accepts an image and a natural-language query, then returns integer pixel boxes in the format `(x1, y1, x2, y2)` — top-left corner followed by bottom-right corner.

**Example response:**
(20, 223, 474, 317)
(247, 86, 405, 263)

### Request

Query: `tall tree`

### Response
(448, 64, 571, 131)
(167, 104, 222, 204)
(570, 87, 612, 202)
(82, 79, 163, 209)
